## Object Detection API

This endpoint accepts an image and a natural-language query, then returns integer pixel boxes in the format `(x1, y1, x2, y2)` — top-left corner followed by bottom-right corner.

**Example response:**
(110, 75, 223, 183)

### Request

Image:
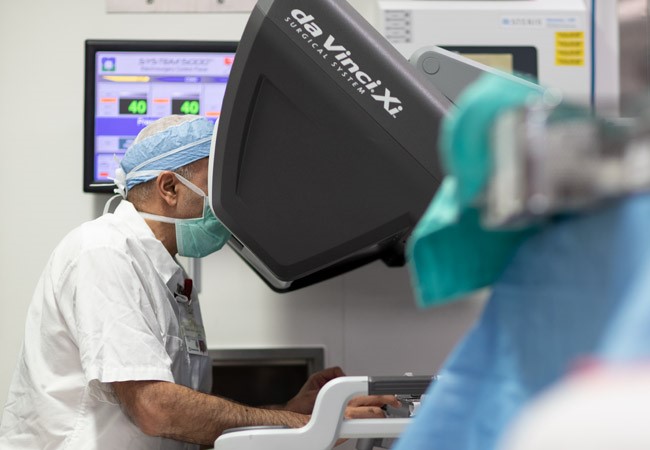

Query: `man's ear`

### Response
(156, 171, 178, 207)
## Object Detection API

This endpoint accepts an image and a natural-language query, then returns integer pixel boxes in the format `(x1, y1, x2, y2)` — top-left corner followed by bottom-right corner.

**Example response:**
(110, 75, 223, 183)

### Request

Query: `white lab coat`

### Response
(0, 201, 211, 450)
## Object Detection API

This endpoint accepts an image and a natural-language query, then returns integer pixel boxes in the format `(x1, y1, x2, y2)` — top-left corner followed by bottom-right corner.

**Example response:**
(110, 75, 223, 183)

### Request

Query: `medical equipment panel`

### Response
(84, 40, 237, 193)
(214, 375, 434, 450)
(380, 0, 591, 104)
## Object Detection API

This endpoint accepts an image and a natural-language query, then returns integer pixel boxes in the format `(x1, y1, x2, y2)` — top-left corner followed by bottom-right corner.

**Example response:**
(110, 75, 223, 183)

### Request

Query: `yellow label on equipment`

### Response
(555, 31, 585, 66)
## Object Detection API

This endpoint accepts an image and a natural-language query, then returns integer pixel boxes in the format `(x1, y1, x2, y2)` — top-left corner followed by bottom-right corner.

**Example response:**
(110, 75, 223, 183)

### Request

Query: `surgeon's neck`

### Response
(144, 219, 178, 256)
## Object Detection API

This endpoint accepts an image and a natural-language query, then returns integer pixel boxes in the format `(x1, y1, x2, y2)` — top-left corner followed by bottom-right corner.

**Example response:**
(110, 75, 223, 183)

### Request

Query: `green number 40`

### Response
(128, 99, 147, 115)
(180, 100, 200, 115)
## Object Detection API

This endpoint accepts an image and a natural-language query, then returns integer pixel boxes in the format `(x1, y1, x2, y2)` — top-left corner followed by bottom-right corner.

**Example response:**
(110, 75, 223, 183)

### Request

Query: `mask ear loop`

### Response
(104, 167, 207, 217)
(138, 175, 211, 224)
(174, 173, 208, 198)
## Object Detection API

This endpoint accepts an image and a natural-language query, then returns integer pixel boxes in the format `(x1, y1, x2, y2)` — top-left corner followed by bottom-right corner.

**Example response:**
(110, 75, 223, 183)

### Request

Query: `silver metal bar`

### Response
(618, 0, 650, 116)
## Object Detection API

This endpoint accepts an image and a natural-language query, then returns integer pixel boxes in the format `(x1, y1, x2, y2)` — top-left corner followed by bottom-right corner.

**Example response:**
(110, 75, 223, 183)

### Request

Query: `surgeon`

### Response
(0, 115, 398, 450)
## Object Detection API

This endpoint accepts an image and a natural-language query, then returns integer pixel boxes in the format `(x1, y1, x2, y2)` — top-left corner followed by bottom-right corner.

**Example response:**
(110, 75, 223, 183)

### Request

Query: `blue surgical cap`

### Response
(115, 116, 215, 196)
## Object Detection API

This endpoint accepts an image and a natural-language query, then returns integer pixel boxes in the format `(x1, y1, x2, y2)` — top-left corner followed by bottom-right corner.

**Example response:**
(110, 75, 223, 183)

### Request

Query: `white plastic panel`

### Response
(379, 0, 592, 105)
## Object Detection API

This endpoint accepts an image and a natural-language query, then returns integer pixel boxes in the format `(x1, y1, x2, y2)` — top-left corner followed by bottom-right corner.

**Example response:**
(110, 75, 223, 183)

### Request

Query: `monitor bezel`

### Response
(83, 39, 238, 193)
(207, 347, 325, 406)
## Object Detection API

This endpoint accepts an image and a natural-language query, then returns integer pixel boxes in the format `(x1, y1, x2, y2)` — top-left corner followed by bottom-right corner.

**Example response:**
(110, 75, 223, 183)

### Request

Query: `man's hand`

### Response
(345, 395, 401, 419)
(285, 366, 346, 414)
(284, 367, 401, 418)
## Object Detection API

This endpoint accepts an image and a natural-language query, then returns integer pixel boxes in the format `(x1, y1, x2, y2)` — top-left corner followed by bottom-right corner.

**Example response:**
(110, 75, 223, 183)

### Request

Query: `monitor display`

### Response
(84, 40, 237, 193)
(441, 46, 538, 78)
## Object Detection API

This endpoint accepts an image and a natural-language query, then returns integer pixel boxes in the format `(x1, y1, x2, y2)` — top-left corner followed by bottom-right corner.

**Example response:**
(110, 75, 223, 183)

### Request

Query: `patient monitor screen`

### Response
(84, 41, 236, 192)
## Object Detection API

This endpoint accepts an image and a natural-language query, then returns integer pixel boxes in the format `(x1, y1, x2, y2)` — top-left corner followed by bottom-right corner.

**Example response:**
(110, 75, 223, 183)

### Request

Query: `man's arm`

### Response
(112, 380, 309, 446)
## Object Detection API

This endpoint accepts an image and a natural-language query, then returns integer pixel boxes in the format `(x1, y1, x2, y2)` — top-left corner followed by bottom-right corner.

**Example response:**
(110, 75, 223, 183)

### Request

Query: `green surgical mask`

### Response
(175, 196, 231, 257)
(139, 174, 231, 258)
